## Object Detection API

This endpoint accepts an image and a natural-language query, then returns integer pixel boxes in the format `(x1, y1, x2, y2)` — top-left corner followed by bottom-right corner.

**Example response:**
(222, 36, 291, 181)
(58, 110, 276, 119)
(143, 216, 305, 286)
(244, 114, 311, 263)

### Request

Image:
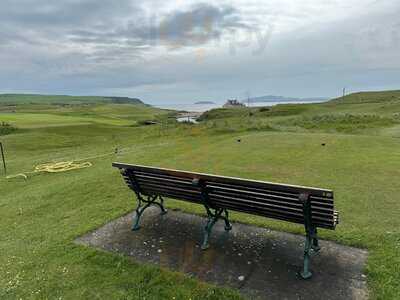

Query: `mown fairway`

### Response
(1, 94, 400, 299)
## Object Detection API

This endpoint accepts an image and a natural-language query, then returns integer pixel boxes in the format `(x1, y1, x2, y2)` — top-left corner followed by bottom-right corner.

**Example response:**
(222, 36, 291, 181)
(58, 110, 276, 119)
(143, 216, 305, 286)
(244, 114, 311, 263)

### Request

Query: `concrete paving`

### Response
(76, 207, 368, 300)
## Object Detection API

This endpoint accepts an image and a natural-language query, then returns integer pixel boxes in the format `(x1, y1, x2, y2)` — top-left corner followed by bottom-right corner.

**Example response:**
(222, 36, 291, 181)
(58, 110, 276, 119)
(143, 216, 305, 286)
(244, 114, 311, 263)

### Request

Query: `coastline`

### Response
(155, 99, 328, 113)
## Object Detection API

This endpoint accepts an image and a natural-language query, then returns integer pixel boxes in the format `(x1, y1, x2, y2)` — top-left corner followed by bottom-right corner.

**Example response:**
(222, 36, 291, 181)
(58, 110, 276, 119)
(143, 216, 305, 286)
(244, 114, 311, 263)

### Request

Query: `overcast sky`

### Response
(1, 0, 399, 104)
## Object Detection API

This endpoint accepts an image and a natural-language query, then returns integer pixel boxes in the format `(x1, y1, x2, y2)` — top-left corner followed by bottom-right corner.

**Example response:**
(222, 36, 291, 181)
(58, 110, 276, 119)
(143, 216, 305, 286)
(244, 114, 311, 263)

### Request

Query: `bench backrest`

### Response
(113, 163, 339, 230)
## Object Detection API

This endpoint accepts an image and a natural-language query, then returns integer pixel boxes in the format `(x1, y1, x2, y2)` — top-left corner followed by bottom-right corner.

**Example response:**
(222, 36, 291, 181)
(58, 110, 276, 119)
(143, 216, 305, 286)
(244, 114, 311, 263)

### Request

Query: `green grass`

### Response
(0, 103, 172, 128)
(1, 91, 400, 299)
(277, 113, 398, 133)
(330, 90, 400, 104)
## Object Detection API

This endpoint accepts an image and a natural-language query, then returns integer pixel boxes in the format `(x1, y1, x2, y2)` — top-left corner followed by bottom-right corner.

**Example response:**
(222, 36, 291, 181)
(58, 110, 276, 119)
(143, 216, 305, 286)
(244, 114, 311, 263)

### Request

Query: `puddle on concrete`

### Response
(76, 207, 368, 300)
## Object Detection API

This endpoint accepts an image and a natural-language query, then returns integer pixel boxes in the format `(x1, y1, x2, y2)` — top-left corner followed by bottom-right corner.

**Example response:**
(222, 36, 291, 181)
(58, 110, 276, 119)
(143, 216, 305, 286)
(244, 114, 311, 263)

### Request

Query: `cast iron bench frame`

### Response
(113, 162, 339, 279)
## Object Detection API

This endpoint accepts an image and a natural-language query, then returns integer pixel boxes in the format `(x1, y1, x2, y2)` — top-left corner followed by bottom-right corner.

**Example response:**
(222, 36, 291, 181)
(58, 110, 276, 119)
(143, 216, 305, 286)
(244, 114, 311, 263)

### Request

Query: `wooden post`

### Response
(0, 142, 6, 176)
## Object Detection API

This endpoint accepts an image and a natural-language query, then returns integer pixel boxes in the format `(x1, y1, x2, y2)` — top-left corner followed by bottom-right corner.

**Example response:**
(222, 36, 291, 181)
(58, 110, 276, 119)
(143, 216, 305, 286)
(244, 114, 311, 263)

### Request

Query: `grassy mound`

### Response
(279, 114, 398, 133)
(330, 90, 400, 104)
(199, 104, 309, 121)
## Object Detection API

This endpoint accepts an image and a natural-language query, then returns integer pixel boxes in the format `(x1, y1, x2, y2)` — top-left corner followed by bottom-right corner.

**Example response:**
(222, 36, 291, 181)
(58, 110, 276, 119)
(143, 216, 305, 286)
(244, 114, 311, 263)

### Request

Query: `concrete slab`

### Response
(76, 207, 368, 300)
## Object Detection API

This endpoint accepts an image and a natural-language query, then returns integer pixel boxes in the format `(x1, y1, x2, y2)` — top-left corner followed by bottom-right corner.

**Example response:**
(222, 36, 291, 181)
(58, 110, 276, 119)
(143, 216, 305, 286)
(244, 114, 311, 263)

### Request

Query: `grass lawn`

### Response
(0, 103, 169, 128)
(1, 93, 400, 299)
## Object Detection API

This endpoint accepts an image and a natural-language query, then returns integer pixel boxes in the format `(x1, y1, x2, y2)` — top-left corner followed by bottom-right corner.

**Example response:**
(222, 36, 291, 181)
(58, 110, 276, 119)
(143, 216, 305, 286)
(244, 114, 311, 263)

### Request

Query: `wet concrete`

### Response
(76, 207, 368, 300)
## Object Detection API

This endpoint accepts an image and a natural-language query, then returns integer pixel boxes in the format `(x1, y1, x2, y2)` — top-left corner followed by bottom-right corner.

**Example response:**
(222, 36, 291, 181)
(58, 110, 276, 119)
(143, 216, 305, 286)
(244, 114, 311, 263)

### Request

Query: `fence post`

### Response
(0, 142, 6, 176)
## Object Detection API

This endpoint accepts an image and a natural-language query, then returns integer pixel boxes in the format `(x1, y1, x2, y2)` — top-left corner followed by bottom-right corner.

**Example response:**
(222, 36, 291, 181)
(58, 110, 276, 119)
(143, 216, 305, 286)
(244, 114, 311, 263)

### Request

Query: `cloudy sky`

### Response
(1, 0, 399, 104)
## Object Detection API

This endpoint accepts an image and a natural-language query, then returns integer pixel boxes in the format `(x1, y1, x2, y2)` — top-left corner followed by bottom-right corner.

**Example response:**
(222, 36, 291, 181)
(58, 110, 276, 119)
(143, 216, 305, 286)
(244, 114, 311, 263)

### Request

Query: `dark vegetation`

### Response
(0, 122, 17, 135)
(105, 97, 144, 105)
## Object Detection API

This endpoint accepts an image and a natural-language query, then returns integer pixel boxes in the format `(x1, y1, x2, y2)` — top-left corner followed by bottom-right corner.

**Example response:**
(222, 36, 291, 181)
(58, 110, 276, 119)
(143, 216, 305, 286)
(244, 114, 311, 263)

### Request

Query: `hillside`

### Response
(0, 94, 145, 105)
(197, 89, 400, 137)
(329, 90, 400, 104)
(0, 94, 172, 130)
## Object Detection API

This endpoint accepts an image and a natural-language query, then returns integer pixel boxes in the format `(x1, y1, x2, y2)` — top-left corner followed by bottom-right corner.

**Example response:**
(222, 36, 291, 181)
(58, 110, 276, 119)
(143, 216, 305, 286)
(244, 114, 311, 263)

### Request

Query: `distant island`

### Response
(194, 101, 216, 105)
(244, 95, 328, 103)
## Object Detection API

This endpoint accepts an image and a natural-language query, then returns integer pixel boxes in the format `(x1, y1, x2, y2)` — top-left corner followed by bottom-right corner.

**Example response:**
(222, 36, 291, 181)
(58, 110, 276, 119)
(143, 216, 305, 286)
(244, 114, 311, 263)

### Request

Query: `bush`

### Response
(0, 122, 17, 135)
(132, 120, 158, 127)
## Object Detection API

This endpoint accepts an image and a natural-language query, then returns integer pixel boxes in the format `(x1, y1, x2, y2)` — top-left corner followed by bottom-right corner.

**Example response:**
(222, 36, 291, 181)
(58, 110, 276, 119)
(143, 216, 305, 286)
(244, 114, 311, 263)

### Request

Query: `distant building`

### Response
(223, 99, 245, 108)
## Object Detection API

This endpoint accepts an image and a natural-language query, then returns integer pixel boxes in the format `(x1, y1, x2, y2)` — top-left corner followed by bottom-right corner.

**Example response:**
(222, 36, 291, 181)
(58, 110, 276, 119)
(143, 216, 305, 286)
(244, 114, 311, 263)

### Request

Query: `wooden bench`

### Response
(113, 162, 339, 279)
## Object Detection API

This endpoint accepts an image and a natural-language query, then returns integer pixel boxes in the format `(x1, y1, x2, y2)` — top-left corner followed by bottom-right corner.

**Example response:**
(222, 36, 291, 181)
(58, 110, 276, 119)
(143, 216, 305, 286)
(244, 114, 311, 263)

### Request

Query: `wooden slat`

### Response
(113, 162, 333, 198)
(207, 186, 334, 213)
(208, 192, 333, 220)
(212, 201, 335, 229)
(135, 176, 197, 191)
(135, 174, 333, 216)
(141, 188, 202, 205)
(135, 173, 334, 214)
(211, 195, 334, 223)
(135, 173, 194, 186)
(138, 181, 201, 197)
(134, 170, 334, 211)
(139, 185, 202, 204)
(113, 162, 338, 230)
(208, 181, 334, 204)
(135, 178, 198, 192)
(135, 171, 193, 184)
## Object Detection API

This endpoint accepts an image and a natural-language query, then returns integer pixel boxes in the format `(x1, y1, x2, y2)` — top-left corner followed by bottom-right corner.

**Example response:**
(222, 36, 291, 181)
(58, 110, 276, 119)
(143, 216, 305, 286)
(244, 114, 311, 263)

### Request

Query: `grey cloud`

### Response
(154, 3, 247, 46)
(0, 0, 136, 27)
(67, 3, 248, 48)
(0, 2, 248, 73)
(0, 0, 140, 50)
(0, 0, 399, 102)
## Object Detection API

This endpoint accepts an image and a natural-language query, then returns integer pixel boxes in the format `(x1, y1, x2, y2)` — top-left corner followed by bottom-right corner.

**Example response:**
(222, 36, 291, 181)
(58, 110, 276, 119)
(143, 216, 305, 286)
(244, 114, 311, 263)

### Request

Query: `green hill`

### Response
(0, 94, 145, 105)
(329, 90, 400, 104)
(0, 94, 173, 130)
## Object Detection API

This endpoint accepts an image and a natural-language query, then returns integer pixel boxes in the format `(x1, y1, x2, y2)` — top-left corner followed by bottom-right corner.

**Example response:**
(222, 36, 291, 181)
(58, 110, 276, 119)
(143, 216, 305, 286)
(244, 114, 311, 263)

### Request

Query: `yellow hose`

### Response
(35, 161, 92, 173)
(4, 142, 170, 180)
(6, 161, 92, 180)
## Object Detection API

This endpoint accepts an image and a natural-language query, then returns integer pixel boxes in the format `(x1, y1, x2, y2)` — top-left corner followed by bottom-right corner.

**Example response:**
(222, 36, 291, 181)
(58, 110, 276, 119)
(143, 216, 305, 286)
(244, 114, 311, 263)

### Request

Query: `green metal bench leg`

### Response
(223, 209, 232, 231)
(201, 218, 217, 250)
(195, 179, 233, 250)
(152, 196, 168, 215)
(299, 193, 321, 279)
(300, 233, 313, 279)
(201, 208, 223, 250)
(312, 227, 321, 252)
(300, 225, 321, 279)
(132, 195, 167, 231)
(132, 201, 147, 231)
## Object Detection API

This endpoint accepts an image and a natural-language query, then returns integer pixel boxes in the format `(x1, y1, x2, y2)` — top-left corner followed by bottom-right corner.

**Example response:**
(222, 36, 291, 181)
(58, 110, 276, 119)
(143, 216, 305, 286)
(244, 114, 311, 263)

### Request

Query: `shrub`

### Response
(0, 122, 17, 135)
